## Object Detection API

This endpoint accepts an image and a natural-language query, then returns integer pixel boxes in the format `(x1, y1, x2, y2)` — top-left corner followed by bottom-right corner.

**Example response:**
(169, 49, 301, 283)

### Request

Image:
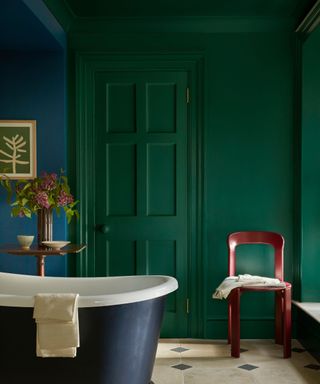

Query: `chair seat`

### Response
(239, 282, 291, 292)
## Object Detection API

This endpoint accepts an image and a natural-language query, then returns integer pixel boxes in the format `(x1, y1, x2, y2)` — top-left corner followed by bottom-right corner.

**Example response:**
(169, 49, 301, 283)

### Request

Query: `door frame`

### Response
(73, 52, 204, 337)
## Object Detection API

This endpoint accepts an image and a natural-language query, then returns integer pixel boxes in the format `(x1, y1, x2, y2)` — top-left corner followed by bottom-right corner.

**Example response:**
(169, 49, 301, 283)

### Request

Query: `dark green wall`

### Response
(205, 33, 294, 338)
(301, 26, 320, 302)
(68, 26, 295, 337)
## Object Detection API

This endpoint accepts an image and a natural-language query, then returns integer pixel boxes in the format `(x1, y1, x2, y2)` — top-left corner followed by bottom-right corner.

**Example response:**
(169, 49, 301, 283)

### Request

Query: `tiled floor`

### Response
(152, 339, 320, 384)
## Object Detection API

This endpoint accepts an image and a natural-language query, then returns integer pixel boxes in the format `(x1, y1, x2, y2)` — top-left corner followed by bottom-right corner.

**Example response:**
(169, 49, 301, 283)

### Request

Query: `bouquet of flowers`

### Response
(1, 170, 79, 223)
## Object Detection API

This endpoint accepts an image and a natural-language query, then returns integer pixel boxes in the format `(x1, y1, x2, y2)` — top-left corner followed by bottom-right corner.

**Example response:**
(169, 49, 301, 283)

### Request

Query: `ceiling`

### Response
(63, 0, 316, 20)
(0, 0, 63, 51)
(0, 0, 317, 52)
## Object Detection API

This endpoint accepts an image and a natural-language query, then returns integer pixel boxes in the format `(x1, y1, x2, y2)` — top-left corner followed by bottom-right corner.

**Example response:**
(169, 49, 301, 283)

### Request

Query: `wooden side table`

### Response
(0, 244, 86, 276)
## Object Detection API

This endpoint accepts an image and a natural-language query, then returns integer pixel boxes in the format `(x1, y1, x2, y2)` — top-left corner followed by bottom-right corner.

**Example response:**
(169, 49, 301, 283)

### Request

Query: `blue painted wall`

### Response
(0, 51, 67, 276)
(0, 0, 65, 51)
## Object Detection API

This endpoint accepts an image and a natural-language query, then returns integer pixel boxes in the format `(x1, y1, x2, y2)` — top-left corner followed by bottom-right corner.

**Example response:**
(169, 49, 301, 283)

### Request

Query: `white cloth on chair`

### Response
(212, 274, 286, 300)
(33, 293, 79, 358)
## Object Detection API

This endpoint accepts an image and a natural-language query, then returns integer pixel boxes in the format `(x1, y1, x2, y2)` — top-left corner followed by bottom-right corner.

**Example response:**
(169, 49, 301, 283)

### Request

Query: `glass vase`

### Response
(37, 208, 53, 246)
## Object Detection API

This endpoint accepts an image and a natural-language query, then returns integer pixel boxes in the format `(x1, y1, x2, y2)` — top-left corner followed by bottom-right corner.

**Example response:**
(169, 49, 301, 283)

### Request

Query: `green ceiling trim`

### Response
(59, 0, 316, 19)
(69, 16, 296, 34)
(43, 0, 316, 35)
(295, 0, 320, 37)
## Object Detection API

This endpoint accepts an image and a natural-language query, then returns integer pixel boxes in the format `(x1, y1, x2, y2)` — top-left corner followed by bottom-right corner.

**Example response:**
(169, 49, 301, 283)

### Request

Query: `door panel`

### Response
(147, 143, 176, 215)
(106, 143, 137, 216)
(106, 83, 136, 133)
(107, 240, 137, 276)
(146, 83, 177, 133)
(94, 71, 188, 336)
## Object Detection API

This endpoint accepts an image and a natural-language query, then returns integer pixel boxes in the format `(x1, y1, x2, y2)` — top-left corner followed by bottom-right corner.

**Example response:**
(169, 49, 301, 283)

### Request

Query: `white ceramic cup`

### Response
(17, 235, 34, 249)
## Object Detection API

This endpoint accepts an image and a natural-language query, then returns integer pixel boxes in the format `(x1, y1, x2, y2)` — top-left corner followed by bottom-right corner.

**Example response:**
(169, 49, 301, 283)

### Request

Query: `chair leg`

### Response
(228, 301, 232, 344)
(275, 290, 283, 344)
(230, 289, 240, 358)
(283, 287, 291, 358)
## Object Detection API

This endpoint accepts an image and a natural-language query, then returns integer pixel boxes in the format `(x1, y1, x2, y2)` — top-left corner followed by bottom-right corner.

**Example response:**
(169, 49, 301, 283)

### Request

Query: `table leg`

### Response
(37, 255, 45, 277)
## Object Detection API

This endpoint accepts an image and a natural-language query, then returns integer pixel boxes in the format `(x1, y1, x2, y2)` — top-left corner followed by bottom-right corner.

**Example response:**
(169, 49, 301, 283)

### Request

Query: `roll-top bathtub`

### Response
(0, 272, 178, 307)
(0, 272, 178, 384)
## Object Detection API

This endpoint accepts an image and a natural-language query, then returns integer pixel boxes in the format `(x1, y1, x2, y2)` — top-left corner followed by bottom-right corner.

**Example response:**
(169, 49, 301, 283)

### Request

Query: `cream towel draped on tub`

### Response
(33, 293, 79, 358)
(212, 274, 286, 300)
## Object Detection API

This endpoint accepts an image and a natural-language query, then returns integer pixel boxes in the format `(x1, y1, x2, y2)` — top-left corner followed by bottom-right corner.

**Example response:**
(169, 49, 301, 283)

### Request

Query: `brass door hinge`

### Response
(186, 87, 190, 104)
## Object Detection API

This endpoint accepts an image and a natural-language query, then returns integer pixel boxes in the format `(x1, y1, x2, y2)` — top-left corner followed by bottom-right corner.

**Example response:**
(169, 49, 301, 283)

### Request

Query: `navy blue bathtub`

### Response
(0, 273, 178, 384)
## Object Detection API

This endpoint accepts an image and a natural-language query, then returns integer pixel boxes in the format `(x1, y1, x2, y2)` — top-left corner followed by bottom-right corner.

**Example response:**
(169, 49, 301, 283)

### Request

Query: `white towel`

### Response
(212, 274, 286, 299)
(33, 293, 79, 358)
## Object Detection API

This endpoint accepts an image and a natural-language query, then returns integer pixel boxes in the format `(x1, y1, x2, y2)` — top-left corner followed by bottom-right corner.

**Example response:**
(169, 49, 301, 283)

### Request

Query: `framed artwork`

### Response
(0, 120, 37, 179)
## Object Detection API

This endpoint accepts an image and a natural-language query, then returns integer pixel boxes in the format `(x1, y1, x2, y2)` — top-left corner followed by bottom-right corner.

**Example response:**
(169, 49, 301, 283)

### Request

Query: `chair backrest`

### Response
(227, 231, 284, 281)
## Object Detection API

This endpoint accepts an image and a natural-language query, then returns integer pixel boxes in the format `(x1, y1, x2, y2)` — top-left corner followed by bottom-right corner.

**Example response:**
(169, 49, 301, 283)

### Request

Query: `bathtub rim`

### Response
(0, 272, 178, 308)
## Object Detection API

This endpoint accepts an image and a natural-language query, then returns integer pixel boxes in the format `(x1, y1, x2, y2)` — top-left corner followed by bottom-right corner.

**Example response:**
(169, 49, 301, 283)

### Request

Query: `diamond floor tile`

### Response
(171, 363, 192, 371)
(238, 364, 259, 371)
(171, 347, 190, 353)
(152, 339, 320, 384)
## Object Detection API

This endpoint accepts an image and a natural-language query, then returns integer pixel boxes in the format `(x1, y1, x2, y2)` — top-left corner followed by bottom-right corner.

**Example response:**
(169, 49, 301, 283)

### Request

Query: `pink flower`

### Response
(57, 190, 74, 207)
(40, 172, 57, 191)
(35, 191, 50, 209)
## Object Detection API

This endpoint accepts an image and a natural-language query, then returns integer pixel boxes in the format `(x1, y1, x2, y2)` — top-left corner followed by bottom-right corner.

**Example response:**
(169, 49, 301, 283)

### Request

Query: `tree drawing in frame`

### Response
(0, 120, 36, 179)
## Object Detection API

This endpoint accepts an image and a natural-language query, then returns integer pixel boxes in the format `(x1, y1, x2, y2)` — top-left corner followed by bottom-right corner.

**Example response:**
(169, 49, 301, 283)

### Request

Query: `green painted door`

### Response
(94, 71, 189, 337)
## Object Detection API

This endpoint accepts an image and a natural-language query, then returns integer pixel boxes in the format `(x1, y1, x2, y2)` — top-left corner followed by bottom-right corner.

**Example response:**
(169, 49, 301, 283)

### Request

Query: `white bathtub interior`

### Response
(0, 272, 178, 308)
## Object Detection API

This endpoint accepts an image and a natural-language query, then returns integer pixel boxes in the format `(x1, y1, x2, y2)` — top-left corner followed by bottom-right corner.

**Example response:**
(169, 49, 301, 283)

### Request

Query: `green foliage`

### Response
(0, 169, 79, 222)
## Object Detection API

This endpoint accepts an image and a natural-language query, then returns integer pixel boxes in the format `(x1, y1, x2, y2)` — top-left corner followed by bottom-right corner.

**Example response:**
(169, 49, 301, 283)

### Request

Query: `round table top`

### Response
(0, 243, 86, 255)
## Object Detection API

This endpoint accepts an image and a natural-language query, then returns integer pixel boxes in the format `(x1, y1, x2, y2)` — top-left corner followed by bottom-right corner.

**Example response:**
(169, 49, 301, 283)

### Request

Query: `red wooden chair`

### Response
(227, 231, 291, 358)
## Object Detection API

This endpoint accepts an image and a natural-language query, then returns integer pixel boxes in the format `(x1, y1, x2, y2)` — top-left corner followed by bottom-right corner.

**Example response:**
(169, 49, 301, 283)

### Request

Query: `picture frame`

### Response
(0, 120, 37, 179)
